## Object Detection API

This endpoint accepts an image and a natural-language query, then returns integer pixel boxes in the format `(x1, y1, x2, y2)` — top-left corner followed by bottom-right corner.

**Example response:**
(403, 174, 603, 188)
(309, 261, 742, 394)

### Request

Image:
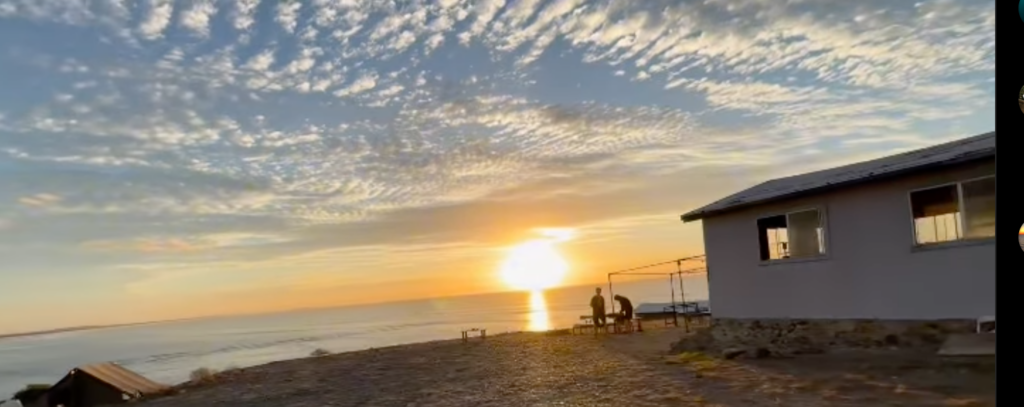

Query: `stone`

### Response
(748, 347, 771, 359)
(688, 318, 976, 356)
(884, 334, 900, 346)
(721, 348, 746, 359)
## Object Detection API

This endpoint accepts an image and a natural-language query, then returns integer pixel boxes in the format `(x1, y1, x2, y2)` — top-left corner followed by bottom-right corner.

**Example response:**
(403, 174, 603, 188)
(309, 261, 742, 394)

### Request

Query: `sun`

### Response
(500, 239, 569, 291)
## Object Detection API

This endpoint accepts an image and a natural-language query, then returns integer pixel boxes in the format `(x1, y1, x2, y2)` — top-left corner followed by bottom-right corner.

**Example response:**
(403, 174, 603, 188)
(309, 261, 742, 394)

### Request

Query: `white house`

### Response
(680, 132, 994, 342)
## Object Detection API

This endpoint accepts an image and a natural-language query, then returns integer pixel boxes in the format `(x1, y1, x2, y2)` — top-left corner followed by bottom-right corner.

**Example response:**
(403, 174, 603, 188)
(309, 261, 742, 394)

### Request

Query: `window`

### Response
(757, 209, 826, 261)
(909, 176, 994, 245)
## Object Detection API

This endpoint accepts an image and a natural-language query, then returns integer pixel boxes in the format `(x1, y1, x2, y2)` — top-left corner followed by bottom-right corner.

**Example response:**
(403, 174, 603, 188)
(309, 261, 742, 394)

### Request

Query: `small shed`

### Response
(12, 384, 50, 407)
(45, 363, 170, 407)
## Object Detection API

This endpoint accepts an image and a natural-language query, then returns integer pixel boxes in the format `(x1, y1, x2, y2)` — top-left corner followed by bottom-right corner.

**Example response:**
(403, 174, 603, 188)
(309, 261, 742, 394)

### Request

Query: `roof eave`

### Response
(677, 150, 994, 223)
(680, 212, 702, 223)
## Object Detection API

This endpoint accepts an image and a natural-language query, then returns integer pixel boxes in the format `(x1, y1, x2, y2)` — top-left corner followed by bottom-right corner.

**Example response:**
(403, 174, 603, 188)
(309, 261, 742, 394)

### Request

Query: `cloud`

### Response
(333, 71, 378, 97)
(83, 237, 209, 253)
(244, 48, 276, 72)
(231, 0, 261, 31)
(138, 0, 174, 40)
(460, 0, 505, 45)
(180, 0, 217, 37)
(81, 232, 294, 254)
(276, 1, 302, 34)
(0, 0, 994, 324)
(18, 193, 62, 208)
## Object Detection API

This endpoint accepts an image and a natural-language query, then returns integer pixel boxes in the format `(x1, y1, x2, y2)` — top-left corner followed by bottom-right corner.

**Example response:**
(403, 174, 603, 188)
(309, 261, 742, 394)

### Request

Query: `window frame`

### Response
(755, 206, 830, 265)
(905, 174, 995, 249)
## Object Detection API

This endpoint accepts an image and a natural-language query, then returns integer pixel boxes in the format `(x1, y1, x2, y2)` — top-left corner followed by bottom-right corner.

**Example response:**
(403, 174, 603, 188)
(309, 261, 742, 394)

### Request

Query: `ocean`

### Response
(0, 277, 707, 397)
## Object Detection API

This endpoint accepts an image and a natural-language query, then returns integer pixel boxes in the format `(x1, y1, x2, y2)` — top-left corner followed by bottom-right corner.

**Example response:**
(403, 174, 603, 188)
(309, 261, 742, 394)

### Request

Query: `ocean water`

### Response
(0, 277, 707, 397)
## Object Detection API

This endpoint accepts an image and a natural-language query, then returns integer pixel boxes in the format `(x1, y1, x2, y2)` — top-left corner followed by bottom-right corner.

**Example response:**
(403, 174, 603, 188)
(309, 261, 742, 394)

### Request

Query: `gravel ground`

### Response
(137, 328, 994, 407)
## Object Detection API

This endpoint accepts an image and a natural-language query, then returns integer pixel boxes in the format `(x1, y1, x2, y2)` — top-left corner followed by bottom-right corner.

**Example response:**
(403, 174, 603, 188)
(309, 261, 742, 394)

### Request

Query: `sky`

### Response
(0, 0, 994, 334)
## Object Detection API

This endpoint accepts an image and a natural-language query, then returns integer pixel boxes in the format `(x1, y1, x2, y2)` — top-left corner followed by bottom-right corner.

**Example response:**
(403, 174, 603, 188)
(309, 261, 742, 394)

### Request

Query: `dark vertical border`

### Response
(997, 0, 1011, 398)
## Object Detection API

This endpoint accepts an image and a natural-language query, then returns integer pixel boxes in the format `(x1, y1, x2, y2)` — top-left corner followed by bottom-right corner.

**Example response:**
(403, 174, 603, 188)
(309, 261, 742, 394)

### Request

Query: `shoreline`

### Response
(0, 278, 694, 341)
(134, 326, 993, 407)
(138, 327, 691, 407)
(0, 317, 206, 341)
(175, 329, 568, 388)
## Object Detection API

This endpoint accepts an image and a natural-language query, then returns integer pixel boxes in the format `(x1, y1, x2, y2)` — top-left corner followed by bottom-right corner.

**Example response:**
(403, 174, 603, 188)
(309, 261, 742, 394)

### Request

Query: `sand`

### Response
(138, 327, 994, 407)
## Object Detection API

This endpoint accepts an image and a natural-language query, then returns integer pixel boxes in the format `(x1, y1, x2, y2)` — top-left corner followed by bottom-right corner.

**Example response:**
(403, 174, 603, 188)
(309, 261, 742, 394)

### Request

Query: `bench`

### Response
(609, 316, 643, 333)
(573, 316, 642, 334)
(572, 322, 595, 335)
(461, 328, 486, 342)
(573, 315, 610, 335)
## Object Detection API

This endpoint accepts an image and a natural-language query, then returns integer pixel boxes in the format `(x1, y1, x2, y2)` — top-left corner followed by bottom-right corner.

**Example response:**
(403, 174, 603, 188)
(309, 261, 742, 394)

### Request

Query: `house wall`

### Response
(701, 159, 995, 321)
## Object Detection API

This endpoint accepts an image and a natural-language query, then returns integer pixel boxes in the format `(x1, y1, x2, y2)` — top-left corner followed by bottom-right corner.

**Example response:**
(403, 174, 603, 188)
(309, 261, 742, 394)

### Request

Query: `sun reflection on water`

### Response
(527, 290, 550, 332)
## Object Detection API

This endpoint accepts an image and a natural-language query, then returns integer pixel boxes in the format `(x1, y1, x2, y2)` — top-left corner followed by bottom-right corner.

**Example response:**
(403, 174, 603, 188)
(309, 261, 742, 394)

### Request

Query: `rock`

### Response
(722, 348, 746, 359)
(884, 334, 900, 346)
(748, 347, 771, 359)
(792, 345, 825, 355)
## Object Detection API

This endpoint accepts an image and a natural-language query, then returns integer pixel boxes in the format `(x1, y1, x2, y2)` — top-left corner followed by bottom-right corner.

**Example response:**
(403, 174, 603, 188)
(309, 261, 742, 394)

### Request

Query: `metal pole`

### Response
(669, 273, 678, 327)
(677, 261, 690, 333)
(607, 274, 615, 315)
(677, 263, 686, 305)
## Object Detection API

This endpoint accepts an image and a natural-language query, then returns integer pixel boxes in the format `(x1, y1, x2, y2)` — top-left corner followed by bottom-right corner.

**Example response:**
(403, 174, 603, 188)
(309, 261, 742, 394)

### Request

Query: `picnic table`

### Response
(461, 328, 486, 342)
(572, 314, 641, 334)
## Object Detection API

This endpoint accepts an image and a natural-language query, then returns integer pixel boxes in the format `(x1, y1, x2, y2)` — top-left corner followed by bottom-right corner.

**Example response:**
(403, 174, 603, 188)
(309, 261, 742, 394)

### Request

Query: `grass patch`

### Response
(675, 352, 713, 363)
(665, 352, 723, 372)
(13, 384, 52, 403)
(189, 367, 219, 383)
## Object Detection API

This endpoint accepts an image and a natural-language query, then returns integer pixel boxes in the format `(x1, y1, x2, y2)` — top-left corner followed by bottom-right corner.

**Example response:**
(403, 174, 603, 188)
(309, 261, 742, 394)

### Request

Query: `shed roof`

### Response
(64, 363, 170, 397)
(680, 132, 995, 222)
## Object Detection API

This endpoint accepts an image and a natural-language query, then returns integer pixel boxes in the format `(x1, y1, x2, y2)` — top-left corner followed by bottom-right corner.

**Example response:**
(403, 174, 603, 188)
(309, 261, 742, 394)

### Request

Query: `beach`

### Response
(0, 280, 706, 396)
(138, 328, 994, 407)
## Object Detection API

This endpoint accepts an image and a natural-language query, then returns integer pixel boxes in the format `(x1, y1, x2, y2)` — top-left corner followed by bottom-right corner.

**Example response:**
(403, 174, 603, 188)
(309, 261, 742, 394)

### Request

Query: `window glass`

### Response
(756, 210, 824, 261)
(757, 215, 788, 261)
(910, 184, 960, 244)
(961, 177, 995, 239)
(787, 209, 824, 257)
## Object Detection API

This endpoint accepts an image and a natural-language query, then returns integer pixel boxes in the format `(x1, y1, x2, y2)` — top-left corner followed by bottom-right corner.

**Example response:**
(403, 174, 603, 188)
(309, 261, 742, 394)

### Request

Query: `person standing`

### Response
(590, 287, 606, 328)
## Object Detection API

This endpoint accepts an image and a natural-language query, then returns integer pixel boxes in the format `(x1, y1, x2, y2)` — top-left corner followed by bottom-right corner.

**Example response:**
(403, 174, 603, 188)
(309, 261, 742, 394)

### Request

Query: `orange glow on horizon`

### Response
(499, 228, 574, 291)
(527, 290, 550, 331)
(1019, 223, 1024, 234)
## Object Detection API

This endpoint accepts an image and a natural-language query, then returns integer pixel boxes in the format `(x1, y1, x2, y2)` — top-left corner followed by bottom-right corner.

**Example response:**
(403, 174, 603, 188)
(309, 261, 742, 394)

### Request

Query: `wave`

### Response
(115, 319, 460, 366)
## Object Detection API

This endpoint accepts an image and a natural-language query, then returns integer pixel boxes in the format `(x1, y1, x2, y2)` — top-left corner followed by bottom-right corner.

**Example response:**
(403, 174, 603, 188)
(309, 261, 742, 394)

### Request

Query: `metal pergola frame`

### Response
(606, 254, 707, 330)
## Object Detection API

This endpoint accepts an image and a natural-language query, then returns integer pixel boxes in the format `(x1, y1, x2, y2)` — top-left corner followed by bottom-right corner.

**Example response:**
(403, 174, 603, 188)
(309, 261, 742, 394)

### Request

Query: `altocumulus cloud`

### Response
(0, 0, 994, 315)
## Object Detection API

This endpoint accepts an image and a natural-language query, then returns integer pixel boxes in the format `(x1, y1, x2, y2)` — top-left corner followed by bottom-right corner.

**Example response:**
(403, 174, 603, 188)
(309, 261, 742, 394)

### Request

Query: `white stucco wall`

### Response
(701, 159, 995, 320)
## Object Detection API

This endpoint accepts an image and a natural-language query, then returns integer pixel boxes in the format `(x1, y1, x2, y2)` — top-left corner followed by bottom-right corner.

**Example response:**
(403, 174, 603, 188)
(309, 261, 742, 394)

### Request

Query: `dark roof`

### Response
(57, 363, 169, 397)
(680, 132, 995, 222)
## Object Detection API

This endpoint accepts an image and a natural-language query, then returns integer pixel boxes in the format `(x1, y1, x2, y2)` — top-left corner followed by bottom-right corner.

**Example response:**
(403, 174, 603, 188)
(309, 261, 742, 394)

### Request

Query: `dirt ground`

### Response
(137, 327, 994, 407)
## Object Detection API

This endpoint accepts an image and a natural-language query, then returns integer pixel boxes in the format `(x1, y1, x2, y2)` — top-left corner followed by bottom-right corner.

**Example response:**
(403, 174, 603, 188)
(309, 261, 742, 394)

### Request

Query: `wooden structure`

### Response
(12, 384, 51, 407)
(461, 328, 486, 342)
(45, 363, 170, 407)
(606, 255, 708, 332)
